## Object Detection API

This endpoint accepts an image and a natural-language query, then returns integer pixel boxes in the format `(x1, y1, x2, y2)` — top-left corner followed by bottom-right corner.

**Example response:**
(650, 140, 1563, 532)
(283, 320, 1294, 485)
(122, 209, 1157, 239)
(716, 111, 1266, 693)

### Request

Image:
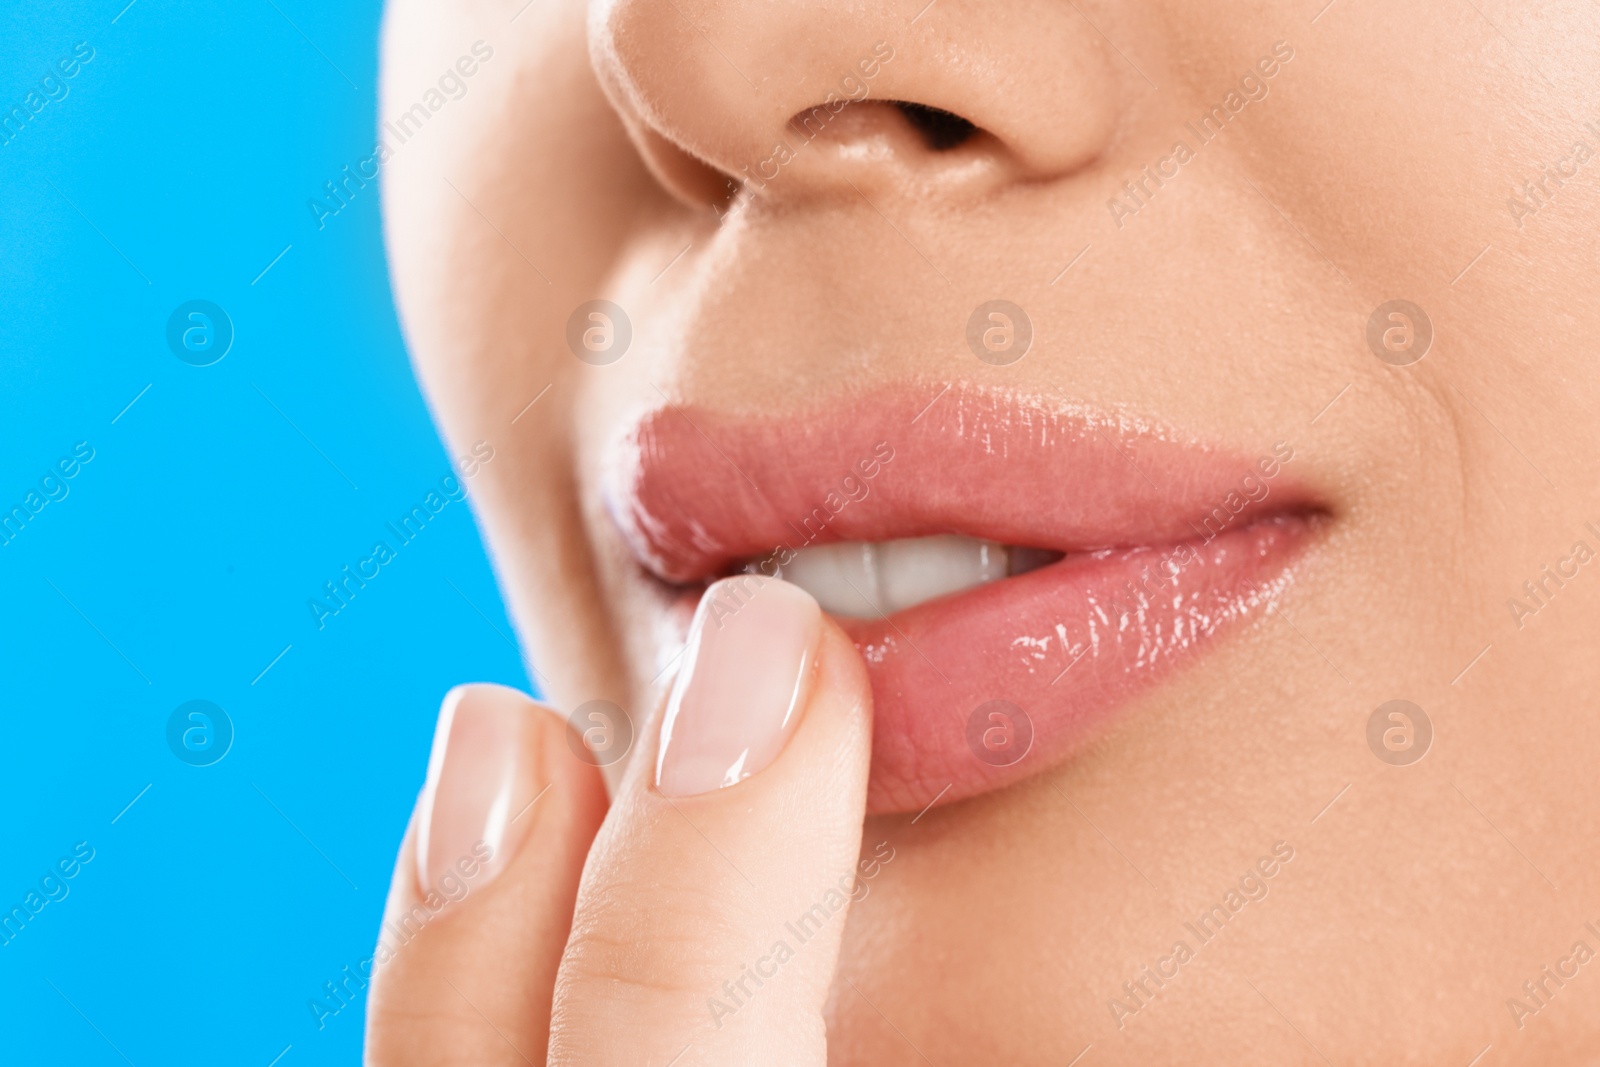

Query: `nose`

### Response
(588, 0, 1120, 207)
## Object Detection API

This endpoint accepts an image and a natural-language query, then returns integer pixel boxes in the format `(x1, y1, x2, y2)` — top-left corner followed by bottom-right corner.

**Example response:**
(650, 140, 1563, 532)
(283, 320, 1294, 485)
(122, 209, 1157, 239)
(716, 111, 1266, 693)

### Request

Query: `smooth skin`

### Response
(377, 0, 1600, 1062)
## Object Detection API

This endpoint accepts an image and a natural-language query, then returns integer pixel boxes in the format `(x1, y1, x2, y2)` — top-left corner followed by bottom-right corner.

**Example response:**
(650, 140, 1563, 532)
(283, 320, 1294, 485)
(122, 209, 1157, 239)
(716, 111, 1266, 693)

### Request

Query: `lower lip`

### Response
(830, 513, 1319, 814)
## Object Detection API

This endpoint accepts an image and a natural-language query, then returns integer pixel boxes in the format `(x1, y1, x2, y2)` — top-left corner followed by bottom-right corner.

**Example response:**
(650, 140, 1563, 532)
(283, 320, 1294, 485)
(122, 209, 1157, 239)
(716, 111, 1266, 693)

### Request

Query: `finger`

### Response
(366, 684, 610, 1067)
(548, 576, 874, 1067)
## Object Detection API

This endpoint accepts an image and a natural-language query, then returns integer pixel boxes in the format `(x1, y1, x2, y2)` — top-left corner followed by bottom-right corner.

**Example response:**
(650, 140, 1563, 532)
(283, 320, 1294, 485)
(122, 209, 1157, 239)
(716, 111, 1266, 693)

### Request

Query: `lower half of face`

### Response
(382, 0, 1600, 1059)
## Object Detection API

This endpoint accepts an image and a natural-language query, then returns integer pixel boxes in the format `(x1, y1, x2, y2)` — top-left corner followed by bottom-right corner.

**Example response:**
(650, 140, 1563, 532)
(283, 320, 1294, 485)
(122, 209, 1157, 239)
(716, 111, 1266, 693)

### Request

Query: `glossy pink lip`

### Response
(605, 385, 1324, 813)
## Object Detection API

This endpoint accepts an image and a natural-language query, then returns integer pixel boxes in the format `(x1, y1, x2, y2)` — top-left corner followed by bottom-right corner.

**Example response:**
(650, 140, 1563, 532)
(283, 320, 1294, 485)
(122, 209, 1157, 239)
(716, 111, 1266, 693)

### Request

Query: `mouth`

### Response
(605, 384, 1327, 814)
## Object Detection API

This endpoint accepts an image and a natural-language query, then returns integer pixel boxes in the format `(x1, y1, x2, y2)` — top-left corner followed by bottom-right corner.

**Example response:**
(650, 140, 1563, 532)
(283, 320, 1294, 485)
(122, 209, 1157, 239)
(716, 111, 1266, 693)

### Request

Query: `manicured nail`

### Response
(656, 575, 822, 796)
(415, 684, 546, 896)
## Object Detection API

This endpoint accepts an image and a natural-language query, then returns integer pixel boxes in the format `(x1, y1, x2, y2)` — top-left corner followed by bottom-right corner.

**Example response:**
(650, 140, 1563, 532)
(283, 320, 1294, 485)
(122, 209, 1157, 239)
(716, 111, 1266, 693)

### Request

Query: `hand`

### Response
(365, 577, 875, 1066)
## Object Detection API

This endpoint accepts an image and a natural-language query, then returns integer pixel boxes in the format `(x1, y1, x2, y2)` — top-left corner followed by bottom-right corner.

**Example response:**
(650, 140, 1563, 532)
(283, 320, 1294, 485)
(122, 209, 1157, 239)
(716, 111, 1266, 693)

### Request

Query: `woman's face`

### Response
(381, 0, 1600, 1060)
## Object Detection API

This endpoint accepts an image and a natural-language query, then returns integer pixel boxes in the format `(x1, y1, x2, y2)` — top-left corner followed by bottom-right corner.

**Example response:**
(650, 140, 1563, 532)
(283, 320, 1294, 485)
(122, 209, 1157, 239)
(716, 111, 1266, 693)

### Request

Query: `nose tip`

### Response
(589, 0, 1120, 209)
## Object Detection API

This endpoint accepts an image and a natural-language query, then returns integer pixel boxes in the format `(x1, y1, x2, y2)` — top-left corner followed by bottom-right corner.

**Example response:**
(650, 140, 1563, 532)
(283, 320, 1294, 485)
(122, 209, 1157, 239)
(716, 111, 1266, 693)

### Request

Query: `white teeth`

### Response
(764, 535, 1008, 618)
(880, 534, 1008, 612)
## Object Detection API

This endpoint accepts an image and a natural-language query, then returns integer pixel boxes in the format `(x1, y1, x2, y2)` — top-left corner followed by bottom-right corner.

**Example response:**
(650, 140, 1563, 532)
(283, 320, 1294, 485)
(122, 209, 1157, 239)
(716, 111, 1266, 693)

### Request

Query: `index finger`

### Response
(548, 576, 876, 1067)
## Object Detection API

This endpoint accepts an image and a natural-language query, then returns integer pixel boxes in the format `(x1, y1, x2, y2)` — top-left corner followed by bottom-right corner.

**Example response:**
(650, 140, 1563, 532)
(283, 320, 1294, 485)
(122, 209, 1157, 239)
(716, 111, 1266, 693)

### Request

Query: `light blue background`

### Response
(0, 2, 530, 1062)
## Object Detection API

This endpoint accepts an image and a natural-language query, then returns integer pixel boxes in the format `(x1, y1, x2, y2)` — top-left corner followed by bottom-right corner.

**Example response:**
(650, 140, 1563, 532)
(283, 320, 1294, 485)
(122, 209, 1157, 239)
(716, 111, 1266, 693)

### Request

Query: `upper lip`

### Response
(605, 383, 1322, 586)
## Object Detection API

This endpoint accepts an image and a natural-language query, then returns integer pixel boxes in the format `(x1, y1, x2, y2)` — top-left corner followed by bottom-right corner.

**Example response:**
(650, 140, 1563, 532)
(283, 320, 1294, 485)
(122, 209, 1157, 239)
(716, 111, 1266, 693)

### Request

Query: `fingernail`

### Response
(415, 684, 546, 895)
(656, 575, 822, 796)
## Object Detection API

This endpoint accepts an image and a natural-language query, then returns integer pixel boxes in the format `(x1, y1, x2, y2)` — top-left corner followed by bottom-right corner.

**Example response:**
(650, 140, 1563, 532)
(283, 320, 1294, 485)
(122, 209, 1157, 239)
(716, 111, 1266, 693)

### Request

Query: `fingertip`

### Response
(367, 684, 610, 1065)
(415, 682, 607, 899)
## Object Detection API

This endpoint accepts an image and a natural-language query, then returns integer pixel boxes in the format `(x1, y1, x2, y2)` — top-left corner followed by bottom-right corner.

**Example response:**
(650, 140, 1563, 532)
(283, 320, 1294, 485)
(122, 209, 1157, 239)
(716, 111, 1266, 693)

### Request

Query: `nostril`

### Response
(892, 101, 978, 151)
